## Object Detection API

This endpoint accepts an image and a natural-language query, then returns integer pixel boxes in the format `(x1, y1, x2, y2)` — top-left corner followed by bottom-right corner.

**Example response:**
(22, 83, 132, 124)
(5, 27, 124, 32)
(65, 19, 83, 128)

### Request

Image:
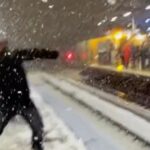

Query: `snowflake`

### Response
(23, 105, 26, 109)
(63, 6, 66, 10)
(9, 8, 13, 11)
(33, 29, 37, 34)
(49, 5, 54, 9)
(97, 22, 102, 26)
(7, 52, 11, 55)
(107, 0, 116, 5)
(41, 0, 48, 3)
(34, 136, 39, 141)
(17, 91, 22, 94)
(71, 11, 75, 15)
(41, 24, 44, 29)
(13, 68, 17, 72)
(28, 38, 31, 42)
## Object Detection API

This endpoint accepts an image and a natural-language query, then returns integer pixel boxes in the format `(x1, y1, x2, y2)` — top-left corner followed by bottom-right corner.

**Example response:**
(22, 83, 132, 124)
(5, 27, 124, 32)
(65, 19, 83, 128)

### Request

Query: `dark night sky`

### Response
(0, 0, 149, 49)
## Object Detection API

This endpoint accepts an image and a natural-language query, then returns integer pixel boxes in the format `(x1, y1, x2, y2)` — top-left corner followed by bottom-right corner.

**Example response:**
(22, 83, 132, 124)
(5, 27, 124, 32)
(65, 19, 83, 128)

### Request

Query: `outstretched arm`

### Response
(12, 48, 59, 61)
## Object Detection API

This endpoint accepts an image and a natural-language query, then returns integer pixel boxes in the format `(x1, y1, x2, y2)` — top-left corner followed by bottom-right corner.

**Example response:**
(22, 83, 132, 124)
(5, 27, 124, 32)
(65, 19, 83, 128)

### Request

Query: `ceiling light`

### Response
(135, 34, 146, 40)
(145, 5, 150, 10)
(145, 18, 150, 23)
(147, 27, 150, 32)
(123, 12, 132, 17)
(110, 16, 118, 22)
(97, 22, 102, 26)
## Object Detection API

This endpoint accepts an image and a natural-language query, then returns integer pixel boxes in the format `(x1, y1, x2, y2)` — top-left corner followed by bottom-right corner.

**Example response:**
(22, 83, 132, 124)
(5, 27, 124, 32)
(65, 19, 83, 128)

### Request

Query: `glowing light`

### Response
(97, 18, 107, 26)
(145, 18, 150, 23)
(49, 5, 54, 9)
(147, 27, 150, 32)
(107, 0, 116, 5)
(102, 19, 106, 23)
(42, 0, 48, 3)
(117, 64, 124, 72)
(135, 34, 146, 41)
(67, 53, 73, 59)
(114, 31, 123, 40)
(145, 5, 150, 10)
(123, 11, 132, 17)
(110, 16, 118, 22)
(97, 22, 102, 26)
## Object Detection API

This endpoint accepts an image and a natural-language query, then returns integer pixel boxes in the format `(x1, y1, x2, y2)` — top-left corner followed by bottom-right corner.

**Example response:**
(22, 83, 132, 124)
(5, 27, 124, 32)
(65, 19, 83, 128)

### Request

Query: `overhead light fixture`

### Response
(114, 31, 123, 40)
(123, 11, 132, 17)
(49, 5, 54, 9)
(41, 0, 48, 3)
(145, 5, 150, 10)
(145, 18, 150, 23)
(97, 22, 102, 26)
(135, 34, 146, 40)
(110, 16, 118, 22)
(147, 27, 150, 32)
(107, 0, 116, 5)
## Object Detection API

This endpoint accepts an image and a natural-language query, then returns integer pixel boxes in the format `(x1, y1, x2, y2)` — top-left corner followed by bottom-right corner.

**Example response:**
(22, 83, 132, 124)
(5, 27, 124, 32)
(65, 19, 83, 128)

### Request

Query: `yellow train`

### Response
(75, 28, 146, 66)
(61, 28, 147, 68)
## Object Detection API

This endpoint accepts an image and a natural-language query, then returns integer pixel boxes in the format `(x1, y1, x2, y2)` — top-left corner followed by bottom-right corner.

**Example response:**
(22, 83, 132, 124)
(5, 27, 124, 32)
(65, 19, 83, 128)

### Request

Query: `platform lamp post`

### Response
(131, 0, 137, 33)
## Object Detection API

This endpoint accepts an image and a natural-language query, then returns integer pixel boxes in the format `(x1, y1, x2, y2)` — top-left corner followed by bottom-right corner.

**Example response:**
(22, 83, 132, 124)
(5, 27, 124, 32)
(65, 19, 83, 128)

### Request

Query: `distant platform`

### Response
(90, 64, 150, 78)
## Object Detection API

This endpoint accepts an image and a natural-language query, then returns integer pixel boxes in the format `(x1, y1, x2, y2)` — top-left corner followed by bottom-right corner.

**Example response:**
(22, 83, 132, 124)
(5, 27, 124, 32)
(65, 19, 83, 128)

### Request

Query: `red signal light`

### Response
(64, 51, 76, 62)
(67, 52, 73, 60)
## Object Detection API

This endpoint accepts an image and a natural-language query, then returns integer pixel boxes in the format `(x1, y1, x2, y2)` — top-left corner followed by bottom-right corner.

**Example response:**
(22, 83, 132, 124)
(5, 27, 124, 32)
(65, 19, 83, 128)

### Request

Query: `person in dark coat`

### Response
(0, 40, 59, 150)
(141, 40, 150, 70)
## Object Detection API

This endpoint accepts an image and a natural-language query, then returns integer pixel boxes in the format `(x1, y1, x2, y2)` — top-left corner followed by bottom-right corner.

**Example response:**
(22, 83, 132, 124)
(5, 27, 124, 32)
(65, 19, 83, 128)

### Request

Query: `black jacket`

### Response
(0, 48, 58, 110)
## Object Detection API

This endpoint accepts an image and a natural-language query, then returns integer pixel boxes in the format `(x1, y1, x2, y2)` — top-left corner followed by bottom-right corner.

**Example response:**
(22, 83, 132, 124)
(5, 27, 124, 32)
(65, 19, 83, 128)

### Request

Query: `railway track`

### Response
(41, 72, 150, 148)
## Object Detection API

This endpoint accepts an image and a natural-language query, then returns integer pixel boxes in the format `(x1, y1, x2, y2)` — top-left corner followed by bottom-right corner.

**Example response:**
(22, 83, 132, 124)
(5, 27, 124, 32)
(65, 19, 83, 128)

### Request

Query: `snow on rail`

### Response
(0, 87, 86, 150)
(43, 73, 150, 144)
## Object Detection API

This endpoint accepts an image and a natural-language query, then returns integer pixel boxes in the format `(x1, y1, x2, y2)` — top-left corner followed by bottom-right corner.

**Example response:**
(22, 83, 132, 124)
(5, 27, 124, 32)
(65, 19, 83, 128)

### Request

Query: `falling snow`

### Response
(48, 5, 54, 9)
(9, 8, 13, 11)
(0, 89, 86, 150)
(107, 0, 117, 5)
(17, 91, 22, 94)
(41, 0, 48, 3)
(41, 24, 44, 29)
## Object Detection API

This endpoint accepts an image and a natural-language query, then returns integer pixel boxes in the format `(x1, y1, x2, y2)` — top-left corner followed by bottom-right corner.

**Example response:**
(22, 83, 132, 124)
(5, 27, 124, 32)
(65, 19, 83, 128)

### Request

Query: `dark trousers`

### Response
(0, 98, 44, 150)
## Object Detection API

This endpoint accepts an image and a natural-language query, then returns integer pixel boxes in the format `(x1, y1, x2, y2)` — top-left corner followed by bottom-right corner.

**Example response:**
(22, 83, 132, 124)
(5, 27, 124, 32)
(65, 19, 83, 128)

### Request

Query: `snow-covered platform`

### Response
(0, 88, 86, 150)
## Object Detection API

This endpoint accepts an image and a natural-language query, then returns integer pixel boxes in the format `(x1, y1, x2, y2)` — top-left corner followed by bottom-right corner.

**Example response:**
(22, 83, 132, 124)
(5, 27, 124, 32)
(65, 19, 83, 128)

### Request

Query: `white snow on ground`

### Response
(43, 74, 150, 144)
(0, 88, 86, 150)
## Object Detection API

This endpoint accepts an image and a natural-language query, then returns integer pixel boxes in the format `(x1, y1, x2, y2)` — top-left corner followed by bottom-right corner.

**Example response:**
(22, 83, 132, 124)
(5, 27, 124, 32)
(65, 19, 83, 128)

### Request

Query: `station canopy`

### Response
(0, 0, 149, 49)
